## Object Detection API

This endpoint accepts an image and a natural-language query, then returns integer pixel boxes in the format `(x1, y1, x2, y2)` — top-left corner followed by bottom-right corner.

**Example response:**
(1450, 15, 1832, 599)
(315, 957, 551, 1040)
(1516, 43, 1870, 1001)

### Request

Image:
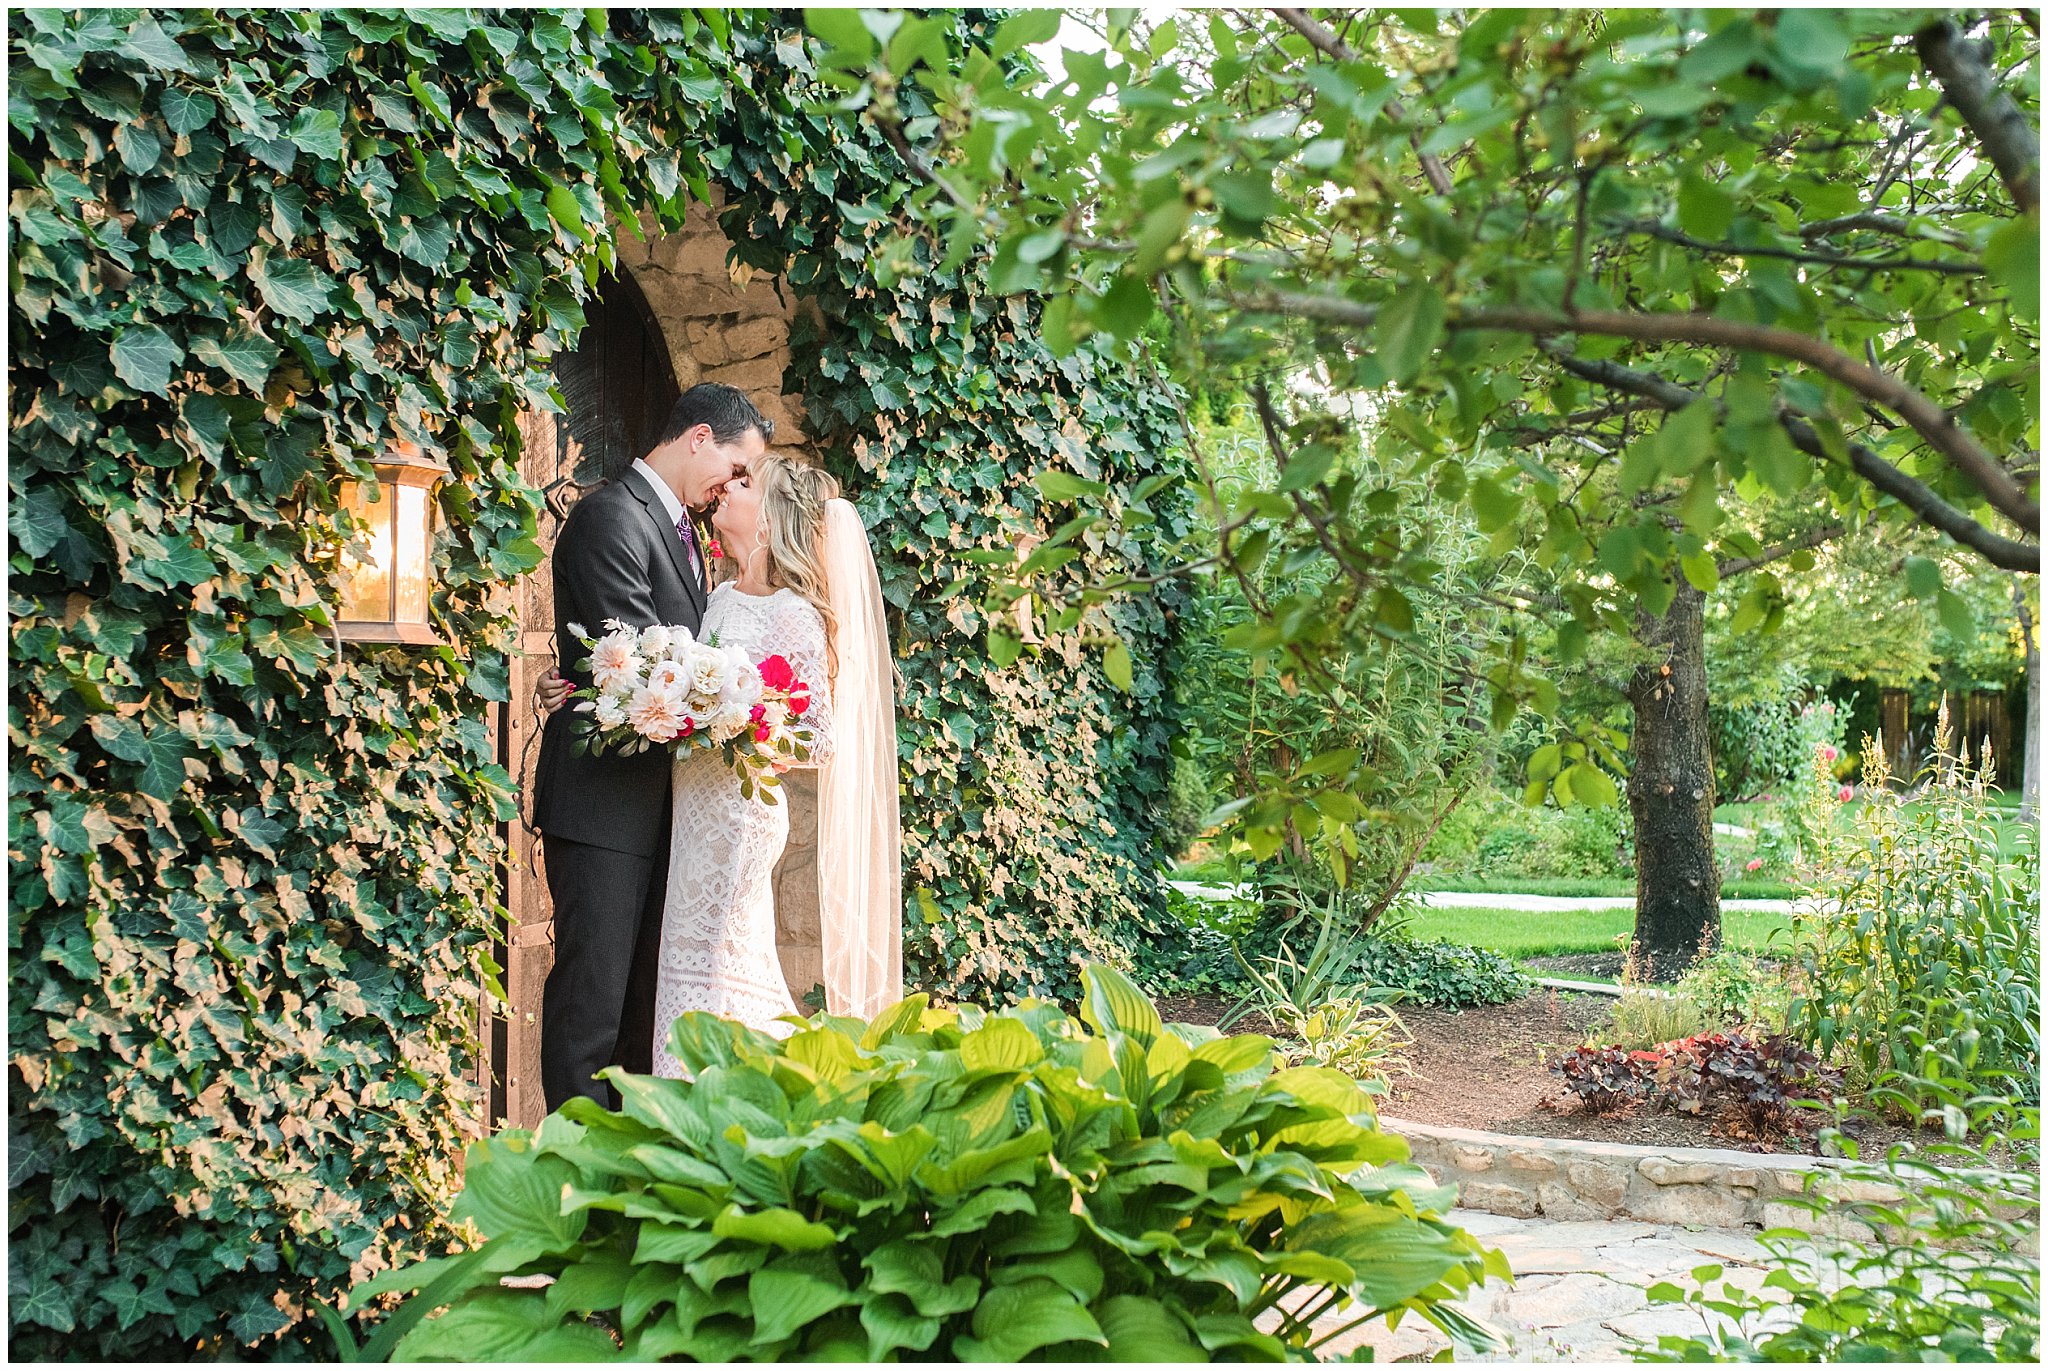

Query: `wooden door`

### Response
(485, 272, 680, 1129)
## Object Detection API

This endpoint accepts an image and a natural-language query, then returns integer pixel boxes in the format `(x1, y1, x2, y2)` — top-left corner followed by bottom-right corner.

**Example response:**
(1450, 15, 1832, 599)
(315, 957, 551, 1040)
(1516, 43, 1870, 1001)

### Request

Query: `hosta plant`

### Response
(331, 966, 1505, 1360)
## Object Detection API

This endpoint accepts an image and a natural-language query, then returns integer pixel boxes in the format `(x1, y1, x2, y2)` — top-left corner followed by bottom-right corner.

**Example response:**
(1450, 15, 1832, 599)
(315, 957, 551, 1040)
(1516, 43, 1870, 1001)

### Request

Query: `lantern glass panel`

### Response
(340, 480, 395, 623)
(394, 481, 430, 624)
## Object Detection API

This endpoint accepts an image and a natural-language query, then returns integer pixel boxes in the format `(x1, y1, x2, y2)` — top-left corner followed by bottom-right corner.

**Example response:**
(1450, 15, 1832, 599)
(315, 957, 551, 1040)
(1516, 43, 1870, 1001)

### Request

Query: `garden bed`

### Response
(1154, 989, 1920, 1161)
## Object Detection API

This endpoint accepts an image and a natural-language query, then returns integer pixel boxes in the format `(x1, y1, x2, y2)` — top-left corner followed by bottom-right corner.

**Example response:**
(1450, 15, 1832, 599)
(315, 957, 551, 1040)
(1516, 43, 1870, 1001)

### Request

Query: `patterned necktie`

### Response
(675, 515, 702, 586)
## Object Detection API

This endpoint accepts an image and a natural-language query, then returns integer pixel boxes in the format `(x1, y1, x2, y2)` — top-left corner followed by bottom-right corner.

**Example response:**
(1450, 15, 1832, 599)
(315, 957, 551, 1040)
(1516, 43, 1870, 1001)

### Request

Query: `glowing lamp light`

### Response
(337, 443, 444, 645)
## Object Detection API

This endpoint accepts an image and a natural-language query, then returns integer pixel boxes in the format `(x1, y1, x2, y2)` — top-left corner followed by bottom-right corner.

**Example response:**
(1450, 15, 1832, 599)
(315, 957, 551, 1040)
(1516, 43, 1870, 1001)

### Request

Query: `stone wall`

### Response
(1387, 1116, 1901, 1238)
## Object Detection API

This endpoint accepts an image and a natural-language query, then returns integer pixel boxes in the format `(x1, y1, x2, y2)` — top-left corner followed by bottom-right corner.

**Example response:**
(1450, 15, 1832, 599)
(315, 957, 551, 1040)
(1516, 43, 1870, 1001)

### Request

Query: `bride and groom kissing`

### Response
(529, 382, 901, 1109)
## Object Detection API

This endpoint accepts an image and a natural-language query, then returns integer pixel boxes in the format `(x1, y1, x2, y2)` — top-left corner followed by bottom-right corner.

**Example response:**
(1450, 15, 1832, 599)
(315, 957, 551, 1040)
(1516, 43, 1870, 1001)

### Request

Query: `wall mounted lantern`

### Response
(337, 442, 445, 644)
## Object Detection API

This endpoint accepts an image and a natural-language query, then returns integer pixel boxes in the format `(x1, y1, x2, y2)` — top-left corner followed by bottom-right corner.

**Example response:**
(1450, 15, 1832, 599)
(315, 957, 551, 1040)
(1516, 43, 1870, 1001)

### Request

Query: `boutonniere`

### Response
(705, 537, 724, 561)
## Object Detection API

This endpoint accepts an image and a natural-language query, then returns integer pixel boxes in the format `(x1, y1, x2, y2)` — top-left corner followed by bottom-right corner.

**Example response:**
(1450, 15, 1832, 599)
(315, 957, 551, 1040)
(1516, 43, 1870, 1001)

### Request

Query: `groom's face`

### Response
(671, 423, 766, 509)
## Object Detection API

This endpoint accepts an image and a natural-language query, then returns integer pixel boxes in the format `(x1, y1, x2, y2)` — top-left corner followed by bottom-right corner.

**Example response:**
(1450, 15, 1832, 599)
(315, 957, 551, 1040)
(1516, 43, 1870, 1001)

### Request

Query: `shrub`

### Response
(1711, 688, 1847, 801)
(1673, 943, 1791, 1034)
(333, 967, 1506, 1361)
(1633, 1050, 2039, 1362)
(1350, 933, 1530, 1009)
(1552, 1031, 1841, 1136)
(1597, 984, 1710, 1051)
(1648, 1032, 1842, 1138)
(1550, 1046, 1652, 1114)
(1788, 720, 2040, 1109)
(1225, 908, 1409, 1086)
(1427, 789, 1631, 882)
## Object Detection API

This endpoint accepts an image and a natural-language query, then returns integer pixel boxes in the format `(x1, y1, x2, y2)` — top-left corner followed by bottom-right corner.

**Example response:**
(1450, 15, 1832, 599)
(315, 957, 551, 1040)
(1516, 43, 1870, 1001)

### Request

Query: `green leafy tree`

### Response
(813, 5, 2040, 960)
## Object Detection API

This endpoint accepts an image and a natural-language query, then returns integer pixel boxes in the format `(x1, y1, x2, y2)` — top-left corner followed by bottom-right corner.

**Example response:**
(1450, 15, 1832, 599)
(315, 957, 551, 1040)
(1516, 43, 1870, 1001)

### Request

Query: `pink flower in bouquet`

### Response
(757, 654, 797, 693)
(753, 723, 772, 743)
(627, 687, 687, 743)
(787, 686, 810, 716)
(589, 634, 642, 691)
(679, 717, 696, 738)
(1838, 784, 1855, 802)
(749, 703, 766, 724)
(1746, 858, 1763, 872)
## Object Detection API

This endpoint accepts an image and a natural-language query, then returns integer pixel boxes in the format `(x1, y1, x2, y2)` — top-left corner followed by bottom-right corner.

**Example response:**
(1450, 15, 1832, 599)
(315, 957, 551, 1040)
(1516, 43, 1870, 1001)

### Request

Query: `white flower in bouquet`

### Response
(639, 623, 680, 658)
(722, 655, 763, 707)
(645, 657, 688, 694)
(591, 694, 628, 730)
(687, 644, 727, 701)
(627, 685, 688, 743)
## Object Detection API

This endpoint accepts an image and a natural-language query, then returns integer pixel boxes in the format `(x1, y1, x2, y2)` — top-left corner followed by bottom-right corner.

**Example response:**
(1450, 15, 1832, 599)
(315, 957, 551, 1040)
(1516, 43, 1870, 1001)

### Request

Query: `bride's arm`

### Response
(780, 604, 835, 769)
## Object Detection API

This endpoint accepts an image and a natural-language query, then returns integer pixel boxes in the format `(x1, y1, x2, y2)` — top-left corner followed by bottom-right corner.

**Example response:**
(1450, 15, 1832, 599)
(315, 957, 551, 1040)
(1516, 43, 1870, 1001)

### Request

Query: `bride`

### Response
(540, 452, 901, 1065)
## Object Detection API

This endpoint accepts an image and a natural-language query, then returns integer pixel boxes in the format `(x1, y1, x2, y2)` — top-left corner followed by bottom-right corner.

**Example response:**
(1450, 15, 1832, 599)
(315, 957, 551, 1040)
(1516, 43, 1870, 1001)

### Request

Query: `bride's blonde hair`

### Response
(748, 450, 841, 677)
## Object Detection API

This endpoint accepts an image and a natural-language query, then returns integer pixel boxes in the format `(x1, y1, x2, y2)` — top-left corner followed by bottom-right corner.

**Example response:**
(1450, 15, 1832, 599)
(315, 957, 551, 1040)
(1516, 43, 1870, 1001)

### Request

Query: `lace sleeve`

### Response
(775, 597, 835, 768)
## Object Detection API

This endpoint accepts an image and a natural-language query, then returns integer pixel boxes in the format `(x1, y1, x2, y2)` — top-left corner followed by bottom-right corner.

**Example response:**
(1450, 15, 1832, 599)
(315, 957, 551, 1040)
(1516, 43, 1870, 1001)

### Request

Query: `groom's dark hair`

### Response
(651, 382, 773, 452)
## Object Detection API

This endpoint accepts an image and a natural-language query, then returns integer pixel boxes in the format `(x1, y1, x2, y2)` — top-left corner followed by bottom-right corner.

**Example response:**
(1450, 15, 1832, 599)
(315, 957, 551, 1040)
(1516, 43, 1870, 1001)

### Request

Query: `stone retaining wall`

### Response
(1385, 1115, 1899, 1237)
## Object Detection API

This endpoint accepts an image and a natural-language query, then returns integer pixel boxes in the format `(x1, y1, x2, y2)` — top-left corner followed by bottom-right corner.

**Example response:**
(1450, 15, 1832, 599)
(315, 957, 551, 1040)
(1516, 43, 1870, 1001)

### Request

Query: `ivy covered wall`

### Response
(7, 8, 1184, 1357)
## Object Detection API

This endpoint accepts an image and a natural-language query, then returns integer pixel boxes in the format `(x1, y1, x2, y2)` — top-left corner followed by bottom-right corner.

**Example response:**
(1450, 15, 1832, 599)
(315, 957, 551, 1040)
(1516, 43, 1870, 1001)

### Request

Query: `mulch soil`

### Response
(1153, 989, 1922, 1160)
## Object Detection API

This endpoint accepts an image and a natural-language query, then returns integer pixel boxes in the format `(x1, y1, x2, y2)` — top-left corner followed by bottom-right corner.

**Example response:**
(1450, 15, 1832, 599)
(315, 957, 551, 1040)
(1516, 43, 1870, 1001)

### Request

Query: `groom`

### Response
(532, 382, 772, 1110)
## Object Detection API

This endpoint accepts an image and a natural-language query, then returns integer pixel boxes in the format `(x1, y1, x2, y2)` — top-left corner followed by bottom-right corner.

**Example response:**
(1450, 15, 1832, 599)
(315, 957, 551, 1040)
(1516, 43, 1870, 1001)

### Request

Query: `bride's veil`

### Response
(816, 498, 902, 1018)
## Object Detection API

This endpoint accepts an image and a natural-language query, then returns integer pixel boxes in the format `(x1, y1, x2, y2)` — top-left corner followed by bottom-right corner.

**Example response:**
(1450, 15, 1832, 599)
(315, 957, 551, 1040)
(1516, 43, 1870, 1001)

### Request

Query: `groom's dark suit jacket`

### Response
(532, 466, 706, 859)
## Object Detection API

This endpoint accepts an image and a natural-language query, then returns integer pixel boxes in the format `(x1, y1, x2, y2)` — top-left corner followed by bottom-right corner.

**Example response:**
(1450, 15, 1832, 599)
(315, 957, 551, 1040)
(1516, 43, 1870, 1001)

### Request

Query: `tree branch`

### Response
(1544, 347, 2039, 573)
(1268, 8, 1457, 196)
(1716, 523, 1846, 580)
(1233, 288, 2036, 534)
(1622, 219, 1982, 275)
(1916, 17, 2041, 216)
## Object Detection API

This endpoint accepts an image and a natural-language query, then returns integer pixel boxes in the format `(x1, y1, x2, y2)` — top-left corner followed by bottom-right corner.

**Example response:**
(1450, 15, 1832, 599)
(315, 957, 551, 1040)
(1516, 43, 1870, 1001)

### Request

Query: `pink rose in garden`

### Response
(1838, 785, 1855, 802)
(1746, 858, 1763, 872)
(1821, 745, 1839, 762)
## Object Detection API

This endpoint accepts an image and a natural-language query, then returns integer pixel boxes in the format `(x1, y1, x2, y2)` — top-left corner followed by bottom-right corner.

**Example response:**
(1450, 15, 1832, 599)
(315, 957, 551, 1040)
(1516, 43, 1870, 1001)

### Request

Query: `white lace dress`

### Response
(652, 585, 834, 1074)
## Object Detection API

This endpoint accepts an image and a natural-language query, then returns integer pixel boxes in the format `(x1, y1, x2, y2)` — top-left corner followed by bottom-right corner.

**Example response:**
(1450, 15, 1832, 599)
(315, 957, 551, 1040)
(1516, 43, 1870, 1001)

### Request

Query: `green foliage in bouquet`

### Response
(333, 967, 1506, 1362)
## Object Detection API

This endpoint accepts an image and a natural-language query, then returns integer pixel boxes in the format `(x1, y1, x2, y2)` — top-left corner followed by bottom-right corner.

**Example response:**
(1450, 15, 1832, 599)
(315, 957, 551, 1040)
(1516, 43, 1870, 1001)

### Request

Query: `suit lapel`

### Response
(623, 467, 705, 618)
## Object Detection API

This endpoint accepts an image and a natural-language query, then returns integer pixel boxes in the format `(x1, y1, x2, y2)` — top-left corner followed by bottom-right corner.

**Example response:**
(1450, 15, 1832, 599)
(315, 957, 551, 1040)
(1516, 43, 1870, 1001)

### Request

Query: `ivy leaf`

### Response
(110, 325, 183, 396)
(544, 182, 592, 244)
(117, 17, 193, 72)
(136, 538, 215, 588)
(190, 327, 280, 389)
(113, 122, 163, 175)
(1374, 283, 1446, 385)
(11, 1270, 75, 1333)
(287, 108, 345, 161)
(250, 253, 332, 324)
(159, 87, 216, 135)
(10, 487, 72, 558)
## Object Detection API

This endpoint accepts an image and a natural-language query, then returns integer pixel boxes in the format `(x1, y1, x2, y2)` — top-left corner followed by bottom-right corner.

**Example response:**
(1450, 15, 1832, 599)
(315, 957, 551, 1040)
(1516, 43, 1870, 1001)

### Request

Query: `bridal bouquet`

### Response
(565, 619, 812, 799)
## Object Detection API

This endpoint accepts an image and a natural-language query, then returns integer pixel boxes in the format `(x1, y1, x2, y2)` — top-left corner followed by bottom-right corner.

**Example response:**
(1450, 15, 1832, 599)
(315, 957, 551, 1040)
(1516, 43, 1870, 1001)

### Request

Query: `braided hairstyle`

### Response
(749, 450, 841, 678)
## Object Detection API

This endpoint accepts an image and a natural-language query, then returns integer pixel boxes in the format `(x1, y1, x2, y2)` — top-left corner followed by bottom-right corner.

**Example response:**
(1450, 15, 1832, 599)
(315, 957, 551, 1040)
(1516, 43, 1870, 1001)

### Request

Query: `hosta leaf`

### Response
(710, 1204, 838, 1251)
(953, 1277, 1106, 1360)
(746, 1267, 855, 1346)
(1094, 1294, 1206, 1361)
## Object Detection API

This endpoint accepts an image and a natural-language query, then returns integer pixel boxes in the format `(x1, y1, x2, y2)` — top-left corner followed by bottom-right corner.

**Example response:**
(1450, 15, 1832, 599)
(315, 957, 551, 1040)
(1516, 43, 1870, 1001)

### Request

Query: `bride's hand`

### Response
(535, 669, 573, 714)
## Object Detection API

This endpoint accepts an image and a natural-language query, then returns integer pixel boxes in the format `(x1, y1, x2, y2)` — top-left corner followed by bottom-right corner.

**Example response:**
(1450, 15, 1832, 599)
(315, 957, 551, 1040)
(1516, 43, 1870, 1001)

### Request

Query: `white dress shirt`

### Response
(631, 458, 699, 583)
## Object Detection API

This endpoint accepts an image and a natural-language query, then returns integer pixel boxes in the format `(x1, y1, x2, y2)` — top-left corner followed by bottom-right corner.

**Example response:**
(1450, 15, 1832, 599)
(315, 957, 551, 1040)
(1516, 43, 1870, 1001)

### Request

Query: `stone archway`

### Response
(487, 198, 824, 1128)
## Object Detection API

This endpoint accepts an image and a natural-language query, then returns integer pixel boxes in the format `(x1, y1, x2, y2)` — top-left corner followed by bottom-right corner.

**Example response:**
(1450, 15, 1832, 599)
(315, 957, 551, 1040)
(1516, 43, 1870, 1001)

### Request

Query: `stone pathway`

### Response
(1313, 1209, 1795, 1362)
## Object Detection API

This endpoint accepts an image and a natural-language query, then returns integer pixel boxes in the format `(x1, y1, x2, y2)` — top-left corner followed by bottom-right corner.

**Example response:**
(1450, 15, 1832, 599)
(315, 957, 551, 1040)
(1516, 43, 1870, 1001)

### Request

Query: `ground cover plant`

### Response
(331, 966, 1508, 1361)
(1404, 905, 1791, 962)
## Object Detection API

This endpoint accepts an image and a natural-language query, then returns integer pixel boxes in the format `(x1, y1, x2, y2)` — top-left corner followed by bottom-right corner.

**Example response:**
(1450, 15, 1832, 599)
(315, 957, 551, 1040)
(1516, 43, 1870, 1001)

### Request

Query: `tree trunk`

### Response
(2016, 577, 2040, 824)
(1625, 580, 1721, 978)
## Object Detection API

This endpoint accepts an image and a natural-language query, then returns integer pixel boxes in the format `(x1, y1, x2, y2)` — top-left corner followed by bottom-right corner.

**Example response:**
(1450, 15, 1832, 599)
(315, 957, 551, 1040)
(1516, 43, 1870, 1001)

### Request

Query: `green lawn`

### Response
(1406, 874, 1798, 900)
(1395, 905, 1795, 959)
